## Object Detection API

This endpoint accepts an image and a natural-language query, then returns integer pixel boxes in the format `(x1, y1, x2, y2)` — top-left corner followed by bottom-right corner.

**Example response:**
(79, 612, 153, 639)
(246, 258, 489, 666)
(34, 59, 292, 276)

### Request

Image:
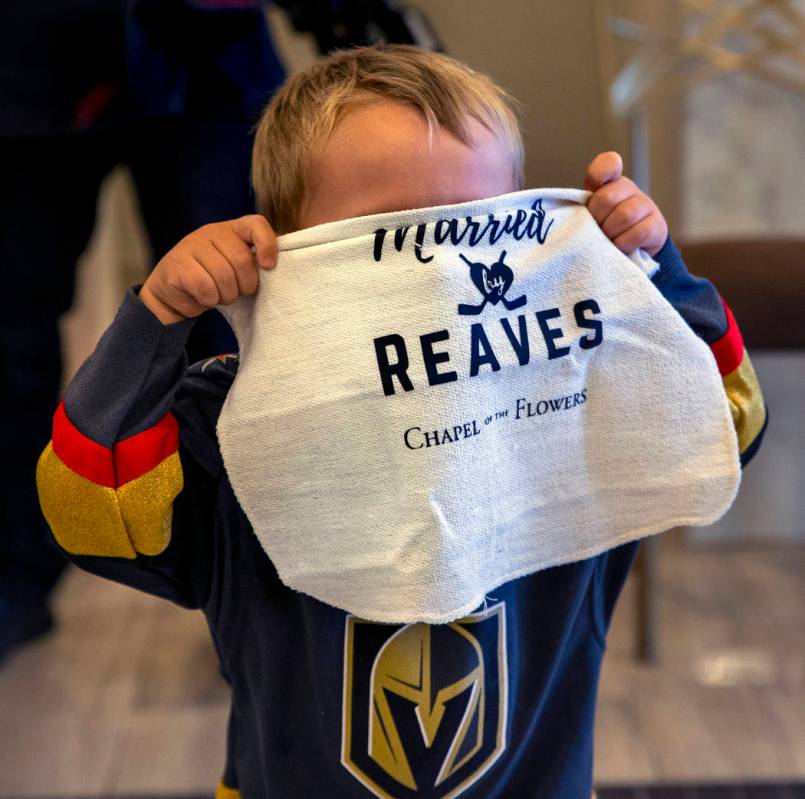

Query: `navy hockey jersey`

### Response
(35, 235, 767, 799)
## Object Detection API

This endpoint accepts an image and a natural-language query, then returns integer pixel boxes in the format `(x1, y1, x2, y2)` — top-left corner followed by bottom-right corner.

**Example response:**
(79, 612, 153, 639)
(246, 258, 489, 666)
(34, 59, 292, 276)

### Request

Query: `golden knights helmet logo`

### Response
(341, 602, 508, 798)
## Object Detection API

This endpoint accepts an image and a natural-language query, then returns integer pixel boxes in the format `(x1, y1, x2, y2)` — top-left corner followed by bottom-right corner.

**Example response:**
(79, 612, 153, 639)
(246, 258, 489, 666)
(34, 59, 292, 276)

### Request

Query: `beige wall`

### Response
(410, 0, 610, 189)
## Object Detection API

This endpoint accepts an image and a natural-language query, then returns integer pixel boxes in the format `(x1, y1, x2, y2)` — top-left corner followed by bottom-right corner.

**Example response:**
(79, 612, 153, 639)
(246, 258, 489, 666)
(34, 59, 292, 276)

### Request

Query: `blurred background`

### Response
(0, 1, 803, 797)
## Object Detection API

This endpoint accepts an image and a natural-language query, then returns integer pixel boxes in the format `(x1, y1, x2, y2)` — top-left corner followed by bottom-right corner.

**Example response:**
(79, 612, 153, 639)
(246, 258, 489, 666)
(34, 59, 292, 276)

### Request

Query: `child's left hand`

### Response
(584, 151, 668, 257)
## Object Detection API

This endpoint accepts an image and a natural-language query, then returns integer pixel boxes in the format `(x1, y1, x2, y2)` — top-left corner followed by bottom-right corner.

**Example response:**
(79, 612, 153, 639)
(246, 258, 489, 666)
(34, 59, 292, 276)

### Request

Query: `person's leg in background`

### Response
(125, 112, 258, 363)
(0, 130, 118, 663)
(123, 0, 286, 364)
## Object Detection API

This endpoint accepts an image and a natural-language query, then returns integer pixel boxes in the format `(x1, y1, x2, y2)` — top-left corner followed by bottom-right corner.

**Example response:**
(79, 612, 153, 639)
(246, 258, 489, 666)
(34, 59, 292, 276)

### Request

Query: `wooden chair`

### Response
(632, 237, 805, 663)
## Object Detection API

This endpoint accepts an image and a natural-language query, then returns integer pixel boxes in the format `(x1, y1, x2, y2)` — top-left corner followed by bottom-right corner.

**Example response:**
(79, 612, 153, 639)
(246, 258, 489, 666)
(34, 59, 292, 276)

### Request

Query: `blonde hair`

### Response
(250, 42, 526, 234)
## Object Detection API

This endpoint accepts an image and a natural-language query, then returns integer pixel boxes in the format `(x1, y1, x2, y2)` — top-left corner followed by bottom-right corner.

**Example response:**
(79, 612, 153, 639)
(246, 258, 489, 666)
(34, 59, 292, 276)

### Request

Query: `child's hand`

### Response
(139, 215, 278, 325)
(584, 151, 668, 257)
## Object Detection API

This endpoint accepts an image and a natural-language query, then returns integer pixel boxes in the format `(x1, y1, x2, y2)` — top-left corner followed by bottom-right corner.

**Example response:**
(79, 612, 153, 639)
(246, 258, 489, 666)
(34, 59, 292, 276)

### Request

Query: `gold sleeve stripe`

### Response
(35, 442, 137, 559)
(116, 450, 183, 556)
(722, 348, 766, 454)
(35, 442, 184, 559)
(215, 779, 241, 799)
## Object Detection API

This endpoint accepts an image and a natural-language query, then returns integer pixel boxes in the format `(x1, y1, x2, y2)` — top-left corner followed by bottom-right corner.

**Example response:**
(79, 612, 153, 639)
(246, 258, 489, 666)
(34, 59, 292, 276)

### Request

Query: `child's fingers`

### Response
(175, 260, 221, 309)
(600, 195, 654, 241)
(612, 213, 661, 254)
(587, 176, 638, 224)
(229, 214, 278, 269)
(210, 228, 261, 296)
(583, 151, 623, 191)
(191, 240, 241, 305)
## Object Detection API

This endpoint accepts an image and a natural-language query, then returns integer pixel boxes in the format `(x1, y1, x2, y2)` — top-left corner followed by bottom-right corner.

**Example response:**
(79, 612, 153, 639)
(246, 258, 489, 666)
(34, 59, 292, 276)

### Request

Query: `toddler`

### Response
(36, 43, 767, 799)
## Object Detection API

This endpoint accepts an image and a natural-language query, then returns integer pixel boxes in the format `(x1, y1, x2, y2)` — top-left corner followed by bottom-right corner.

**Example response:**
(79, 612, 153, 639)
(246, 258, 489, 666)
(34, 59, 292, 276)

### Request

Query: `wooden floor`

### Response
(597, 785, 805, 798)
(1, 534, 803, 796)
(596, 537, 805, 785)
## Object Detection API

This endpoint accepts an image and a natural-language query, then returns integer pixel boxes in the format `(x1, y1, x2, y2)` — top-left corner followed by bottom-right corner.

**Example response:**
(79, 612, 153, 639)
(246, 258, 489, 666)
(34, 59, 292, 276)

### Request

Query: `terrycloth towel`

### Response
(216, 187, 741, 624)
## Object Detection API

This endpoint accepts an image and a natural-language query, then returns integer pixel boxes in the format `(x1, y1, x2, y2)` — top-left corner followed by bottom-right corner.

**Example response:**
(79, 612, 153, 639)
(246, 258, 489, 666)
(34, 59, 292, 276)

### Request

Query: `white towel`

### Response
(216, 187, 740, 624)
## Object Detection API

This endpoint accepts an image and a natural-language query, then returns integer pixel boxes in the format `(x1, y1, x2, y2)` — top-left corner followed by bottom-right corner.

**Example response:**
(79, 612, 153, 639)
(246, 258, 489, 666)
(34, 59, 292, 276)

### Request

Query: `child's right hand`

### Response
(139, 215, 278, 325)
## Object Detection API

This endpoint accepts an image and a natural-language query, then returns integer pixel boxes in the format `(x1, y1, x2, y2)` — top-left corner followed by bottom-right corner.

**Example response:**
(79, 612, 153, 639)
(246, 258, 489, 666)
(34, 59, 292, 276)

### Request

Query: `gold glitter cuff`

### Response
(117, 451, 183, 556)
(215, 780, 241, 799)
(723, 349, 767, 454)
(36, 441, 184, 559)
(35, 442, 137, 559)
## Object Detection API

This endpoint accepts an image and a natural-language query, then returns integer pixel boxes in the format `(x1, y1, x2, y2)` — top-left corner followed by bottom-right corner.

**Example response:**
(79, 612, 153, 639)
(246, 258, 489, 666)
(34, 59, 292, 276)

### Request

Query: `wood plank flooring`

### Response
(6, 787, 805, 799)
(595, 538, 805, 785)
(598, 785, 805, 798)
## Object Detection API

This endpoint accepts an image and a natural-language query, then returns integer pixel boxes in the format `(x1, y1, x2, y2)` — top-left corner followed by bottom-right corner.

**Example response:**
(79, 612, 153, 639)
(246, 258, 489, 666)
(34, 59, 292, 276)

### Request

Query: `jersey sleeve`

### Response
(649, 236, 768, 468)
(34, 285, 237, 610)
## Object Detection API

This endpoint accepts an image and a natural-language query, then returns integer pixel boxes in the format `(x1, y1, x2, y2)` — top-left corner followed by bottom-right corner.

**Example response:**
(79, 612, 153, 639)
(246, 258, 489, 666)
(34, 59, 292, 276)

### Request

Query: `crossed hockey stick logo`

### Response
(457, 250, 527, 316)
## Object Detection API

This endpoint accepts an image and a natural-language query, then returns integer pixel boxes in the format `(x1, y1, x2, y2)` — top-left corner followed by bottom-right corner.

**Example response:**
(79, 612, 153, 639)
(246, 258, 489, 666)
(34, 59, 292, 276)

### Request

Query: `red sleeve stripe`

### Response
(51, 401, 179, 488)
(115, 412, 179, 486)
(52, 402, 116, 487)
(710, 297, 744, 376)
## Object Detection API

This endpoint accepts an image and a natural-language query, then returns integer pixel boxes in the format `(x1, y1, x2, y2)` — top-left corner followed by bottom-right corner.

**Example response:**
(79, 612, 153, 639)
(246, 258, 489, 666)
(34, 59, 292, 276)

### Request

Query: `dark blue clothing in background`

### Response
(0, 1, 285, 642)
